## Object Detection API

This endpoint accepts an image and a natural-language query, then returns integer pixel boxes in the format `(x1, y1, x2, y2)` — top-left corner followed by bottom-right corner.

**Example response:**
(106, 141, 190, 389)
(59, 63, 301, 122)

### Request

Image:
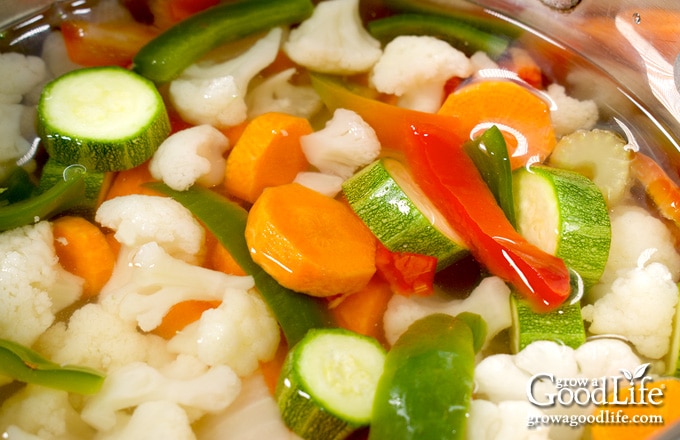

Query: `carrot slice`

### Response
(148, 0, 220, 30)
(224, 112, 312, 204)
(105, 161, 162, 200)
(631, 152, 680, 226)
(330, 275, 393, 343)
(260, 338, 289, 395)
(151, 300, 221, 340)
(437, 80, 556, 169)
(245, 183, 376, 297)
(52, 216, 116, 298)
(589, 377, 680, 440)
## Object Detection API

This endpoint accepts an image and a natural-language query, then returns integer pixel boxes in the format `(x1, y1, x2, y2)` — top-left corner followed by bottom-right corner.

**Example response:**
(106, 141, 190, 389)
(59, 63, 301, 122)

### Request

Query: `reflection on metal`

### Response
(615, 14, 680, 128)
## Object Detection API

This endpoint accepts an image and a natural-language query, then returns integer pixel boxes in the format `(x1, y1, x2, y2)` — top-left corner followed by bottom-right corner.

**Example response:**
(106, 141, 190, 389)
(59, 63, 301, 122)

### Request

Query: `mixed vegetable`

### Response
(2, 0, 680, 439)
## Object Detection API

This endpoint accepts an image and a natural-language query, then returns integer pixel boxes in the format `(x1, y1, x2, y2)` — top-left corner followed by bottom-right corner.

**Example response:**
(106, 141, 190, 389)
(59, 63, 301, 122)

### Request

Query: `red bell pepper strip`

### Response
(311, 74, 571, 310)
(375, 243, 438, 297)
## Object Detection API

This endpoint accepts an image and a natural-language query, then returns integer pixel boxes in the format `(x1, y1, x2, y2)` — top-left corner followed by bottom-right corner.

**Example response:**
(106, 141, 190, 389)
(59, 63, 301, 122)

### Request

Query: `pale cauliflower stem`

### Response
(95, 194, 205, 264)
(0, 52, 47, 165)
(101, 241, 255, 333)
(170, 27, 282, 129)
(0, 221, 82, 346)
(471, 339, 642, 440)
(283, 0, 382, 75)
(80, 360, 241, 432)
(383, 276, 512, 347)
(168, 286, 281, 377)
(546, 83, 599, 138)
(246, 67, 323, 120)
(300, 108, 381, 180)
(582, 256, 679, 360)
(0, 385, 94, 439)
(149, 124, 230, 191)
(370, 35, 473, 113)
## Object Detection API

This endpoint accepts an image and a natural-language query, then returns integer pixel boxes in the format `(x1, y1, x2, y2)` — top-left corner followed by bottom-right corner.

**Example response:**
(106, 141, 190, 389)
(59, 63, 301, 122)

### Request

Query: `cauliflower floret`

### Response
(41, 31, 83, 78)
(0, 103, 33, 163)
(169, 27, 281, 129)
(300, 108, 381, 180)
(582, 257, 679, 359)
(594, 205, 680, 289)
(0, 221, 82, 346)
(81, 361, 241, 432)
(101, 242, 255, 332)
(34, 302, 172, 373)
(283, 0, 382, 75)
(97, 400, 195, 440)
(167, 287, 280, 377)
(0, 52, 47, 104)
(546, 83, 599, 137)
(467, 399, 550, 440)
(293, 171, 345, 197)
(383, 276, 512, 347)
(370, 35, 473, 113)
(95, 194, 205, 264)
(246, 67, 323, 119)
(149, 124, 230, 191)
(0, 385, 95, 440)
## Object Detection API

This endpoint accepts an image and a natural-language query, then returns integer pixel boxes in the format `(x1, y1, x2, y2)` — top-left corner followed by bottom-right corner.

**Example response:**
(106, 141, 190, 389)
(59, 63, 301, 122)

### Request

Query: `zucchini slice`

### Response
(276, 328, 386, 440)
(513, 165, 611, 289)
(37, 66, 171, 172)
(342, 158, 468, 271)
(548, 129, 632, 206)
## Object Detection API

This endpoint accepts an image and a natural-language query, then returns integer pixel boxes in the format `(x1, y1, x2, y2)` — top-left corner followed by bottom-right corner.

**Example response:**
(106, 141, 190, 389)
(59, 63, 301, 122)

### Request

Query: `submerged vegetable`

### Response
(132, 0, 314, 83)
(370, 313, 486, 440)
(149, 182, 335, 345)
(0, 338, 105, 395)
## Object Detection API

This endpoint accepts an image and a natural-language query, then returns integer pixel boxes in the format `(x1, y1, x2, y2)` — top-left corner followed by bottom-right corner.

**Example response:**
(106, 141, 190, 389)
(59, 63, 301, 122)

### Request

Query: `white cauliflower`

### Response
(383, 276, 512, 347)
(582, 256, 679, 359)
(546, 83, 599, 138)
(473, 339, 642, 440)
(167, 287, 280, 377)
(95, 194, 205, 264)
(41, 31, 83, 78)
(0, 221, 82, 346)
(283, 0, 382, 75)
(34, 302, 172, 373)
(293, 171, 345, 197)
(370, 35, 473, 113)
(0, 385, 95, 440)
(246, 67, 323, 120)
(149, 124, 230, 191)
(100, 242, 254, 333)
(97, 401, 196, 440)
(80, 361, 241, 432)
(594, 205, 680, 289)
(300, 108, 381, 180)
(467, 399, 550, 440)
(169, 27, 282, 129)
(0, 52, 47, 104)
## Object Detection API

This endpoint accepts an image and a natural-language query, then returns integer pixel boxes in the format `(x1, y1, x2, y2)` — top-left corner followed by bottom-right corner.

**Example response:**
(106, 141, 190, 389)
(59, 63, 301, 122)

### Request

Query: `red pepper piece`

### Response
(375, 243, 437, 297)
(401, 121, 570, 309)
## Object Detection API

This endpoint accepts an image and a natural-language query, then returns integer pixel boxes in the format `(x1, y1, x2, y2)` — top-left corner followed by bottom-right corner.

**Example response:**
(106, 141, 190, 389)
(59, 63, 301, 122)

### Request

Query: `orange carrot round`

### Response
(438, 80, 556, 169)
(151, 300, 221, 340)
(245, 182, 376, 297)
(224, 112, 311, 204)
(52, 215, 116, 298)
(204, 231, 247, 276)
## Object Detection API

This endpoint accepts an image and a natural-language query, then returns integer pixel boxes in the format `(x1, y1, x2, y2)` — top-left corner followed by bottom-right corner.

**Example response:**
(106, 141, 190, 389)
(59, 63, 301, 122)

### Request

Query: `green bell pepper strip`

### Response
(0, 166, 37, 206)
(0, 164, 86, 232)
(368, 13, 509, 59)
(369, 313, 486, 440)
(132, 0, 314, 83)
(463, 125, 516, 227)
(0, 338, 105, 394)
(148, 183, 335, 346)
(310, 73, 571, 310)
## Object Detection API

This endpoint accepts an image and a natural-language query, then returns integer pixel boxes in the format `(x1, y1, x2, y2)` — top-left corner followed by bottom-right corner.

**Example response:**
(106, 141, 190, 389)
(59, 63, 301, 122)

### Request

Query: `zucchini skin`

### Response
(132, 0, 314, 83)
(369, 313, 486, 440)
